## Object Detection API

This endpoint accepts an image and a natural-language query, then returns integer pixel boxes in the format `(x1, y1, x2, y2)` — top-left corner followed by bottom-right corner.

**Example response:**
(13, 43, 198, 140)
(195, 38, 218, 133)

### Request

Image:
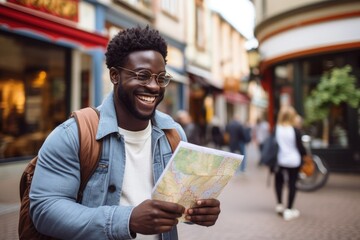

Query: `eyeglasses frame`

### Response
(116, 66, 172, 87)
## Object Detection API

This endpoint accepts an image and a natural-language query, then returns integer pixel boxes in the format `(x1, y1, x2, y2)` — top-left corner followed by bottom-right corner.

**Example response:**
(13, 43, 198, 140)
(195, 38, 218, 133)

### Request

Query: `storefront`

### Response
(222, 77, 250, 126)
(187, 66, 223, 144)
(0, 1, 108, 162)
(158, 39, 188, 117)
(261, 49, 360, 172)
(255, 0, 360, 172)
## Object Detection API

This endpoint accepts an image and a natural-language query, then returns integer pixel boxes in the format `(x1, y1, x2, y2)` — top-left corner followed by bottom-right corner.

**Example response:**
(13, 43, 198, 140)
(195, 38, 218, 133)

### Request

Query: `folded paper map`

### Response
(151, 141, 243, 221)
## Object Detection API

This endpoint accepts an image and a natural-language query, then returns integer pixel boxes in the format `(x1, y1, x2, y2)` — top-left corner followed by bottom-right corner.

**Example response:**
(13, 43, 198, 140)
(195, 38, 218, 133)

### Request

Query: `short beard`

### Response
(117, 85, 163, 120)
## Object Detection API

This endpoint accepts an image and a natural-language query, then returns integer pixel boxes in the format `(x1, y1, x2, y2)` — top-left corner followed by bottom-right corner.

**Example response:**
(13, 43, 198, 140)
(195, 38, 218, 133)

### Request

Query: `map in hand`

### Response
(151, 141, 243, 222)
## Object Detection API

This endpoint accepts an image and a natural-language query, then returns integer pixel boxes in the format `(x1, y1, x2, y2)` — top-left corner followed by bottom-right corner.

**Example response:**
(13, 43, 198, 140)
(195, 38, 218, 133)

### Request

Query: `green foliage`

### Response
(305, 65, 360, 124)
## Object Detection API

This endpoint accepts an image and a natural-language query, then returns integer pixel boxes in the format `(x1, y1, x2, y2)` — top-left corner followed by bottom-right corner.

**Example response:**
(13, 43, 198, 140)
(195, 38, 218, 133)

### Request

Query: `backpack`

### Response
(18, 107, 102, 240)
(164, 128, 181, 152)
(18, 107, 181, 239)
(260, 132, 278, 169)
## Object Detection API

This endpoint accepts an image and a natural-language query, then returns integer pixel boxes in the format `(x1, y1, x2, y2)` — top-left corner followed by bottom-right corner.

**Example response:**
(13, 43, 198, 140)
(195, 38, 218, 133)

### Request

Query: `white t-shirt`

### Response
(118, 121, 157, 240)
(275, 125, 301, 168)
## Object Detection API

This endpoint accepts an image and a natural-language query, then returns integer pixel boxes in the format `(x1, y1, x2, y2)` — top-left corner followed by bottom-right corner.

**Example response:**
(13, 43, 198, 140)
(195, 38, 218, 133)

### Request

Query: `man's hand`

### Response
(185, 199, 221, 226)
(130, 199, 185, 235)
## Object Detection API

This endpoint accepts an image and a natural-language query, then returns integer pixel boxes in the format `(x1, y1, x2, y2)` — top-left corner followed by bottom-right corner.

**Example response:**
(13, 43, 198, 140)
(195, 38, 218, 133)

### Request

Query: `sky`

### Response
(208, 0, 258, 49)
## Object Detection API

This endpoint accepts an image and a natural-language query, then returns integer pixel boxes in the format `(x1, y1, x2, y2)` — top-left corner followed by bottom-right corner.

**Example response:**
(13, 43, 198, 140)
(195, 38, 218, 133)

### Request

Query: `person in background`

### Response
(29, 26, 221, 240)
(254, 116, 270, 165)
(293, 114, 303, 130)
(274, 106, 306, 221)
(225, 114, 250, 174)
(176, 110, 201, 145)
(210, 116, 224, 149)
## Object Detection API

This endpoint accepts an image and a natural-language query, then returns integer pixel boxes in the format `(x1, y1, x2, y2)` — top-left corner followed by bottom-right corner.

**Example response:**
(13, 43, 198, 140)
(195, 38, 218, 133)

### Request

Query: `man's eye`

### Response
(157, 75, 167, 83)
(158, 73, 171, 82)
(137, 71, 151, 81)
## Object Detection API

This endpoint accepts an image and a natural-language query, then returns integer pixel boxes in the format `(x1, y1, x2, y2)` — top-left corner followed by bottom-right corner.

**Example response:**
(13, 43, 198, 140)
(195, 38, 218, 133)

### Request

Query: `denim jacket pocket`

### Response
(81, 159, 109, 207)
(153, 151, 172, 183)
(162, 152, 172, 167)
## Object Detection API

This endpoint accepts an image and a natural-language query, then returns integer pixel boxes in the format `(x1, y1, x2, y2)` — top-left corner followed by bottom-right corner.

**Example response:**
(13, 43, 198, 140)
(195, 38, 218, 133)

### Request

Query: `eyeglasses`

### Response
(117, 66, 172, 87)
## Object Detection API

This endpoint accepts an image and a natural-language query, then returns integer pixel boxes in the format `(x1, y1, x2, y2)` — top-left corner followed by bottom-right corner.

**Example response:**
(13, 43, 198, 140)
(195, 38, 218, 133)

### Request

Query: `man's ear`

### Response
(110, 67, 119, 85)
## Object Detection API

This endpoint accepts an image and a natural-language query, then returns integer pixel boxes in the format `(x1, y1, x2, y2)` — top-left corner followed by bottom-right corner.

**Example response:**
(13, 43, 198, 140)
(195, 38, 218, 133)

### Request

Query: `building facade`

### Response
(185, 0, 250, 144)
(0, 0, 250, 162)
(254, 0, 360, 172)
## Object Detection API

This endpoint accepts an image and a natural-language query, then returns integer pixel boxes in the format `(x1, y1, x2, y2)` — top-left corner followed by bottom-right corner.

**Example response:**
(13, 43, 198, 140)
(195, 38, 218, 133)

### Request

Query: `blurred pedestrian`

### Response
(176, 110, 201, 145)
(210, 116, 224, 149)
(294, 114, 304, 130)
(274, 106, 306, 221)
(254, 116, 270, 165)
(225, 114, 251, 174)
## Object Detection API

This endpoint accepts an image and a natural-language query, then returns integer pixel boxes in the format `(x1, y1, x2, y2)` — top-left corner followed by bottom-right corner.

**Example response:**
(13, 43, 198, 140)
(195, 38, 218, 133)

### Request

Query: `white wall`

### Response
(260, 17, 360, 61)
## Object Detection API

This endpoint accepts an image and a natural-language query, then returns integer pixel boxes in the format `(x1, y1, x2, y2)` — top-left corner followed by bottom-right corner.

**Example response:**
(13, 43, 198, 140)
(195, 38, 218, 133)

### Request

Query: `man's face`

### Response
(115, 50, 166, 121)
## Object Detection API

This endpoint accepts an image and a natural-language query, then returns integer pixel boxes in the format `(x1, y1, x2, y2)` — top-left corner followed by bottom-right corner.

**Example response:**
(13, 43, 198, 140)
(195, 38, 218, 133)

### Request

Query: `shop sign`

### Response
(8, 0, 79, 22)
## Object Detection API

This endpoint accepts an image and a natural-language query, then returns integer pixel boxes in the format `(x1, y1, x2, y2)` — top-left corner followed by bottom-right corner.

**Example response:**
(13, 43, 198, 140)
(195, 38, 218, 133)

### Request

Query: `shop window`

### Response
(301, 55, 350, 149)
(274, 63, 294, 85)
(0, 32, 68, 161)
(272, 51, 360, 154)
(303, 103, 349, 149)
(358, 108, 360, 137)
(303, 55, 346, 80)
(161, 0, 178, 18)
(273, 63, 295, 111)
(80, 54, 92, 108)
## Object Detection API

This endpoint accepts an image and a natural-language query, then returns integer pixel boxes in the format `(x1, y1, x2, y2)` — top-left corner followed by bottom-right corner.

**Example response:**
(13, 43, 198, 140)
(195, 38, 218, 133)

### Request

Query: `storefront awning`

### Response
(166, 68, 189, 84)
(187, 65, 223, 89)
(0, 3, 109, 50)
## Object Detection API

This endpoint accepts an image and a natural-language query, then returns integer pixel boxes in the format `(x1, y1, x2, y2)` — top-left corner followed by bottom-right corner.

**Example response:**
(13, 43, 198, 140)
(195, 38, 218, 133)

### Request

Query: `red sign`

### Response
(8, 0, 79, 22)
(0, 4, 109, 49)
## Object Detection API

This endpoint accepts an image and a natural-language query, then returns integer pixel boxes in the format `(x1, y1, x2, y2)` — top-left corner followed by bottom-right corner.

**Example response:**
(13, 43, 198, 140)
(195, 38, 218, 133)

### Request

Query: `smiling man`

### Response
(29, 26, 221, 240)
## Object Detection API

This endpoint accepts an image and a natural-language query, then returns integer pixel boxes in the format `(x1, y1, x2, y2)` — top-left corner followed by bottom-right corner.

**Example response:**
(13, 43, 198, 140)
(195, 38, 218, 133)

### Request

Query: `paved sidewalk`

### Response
(0, 160, 25, 240)
(1, 143, 360, 240)
(178, 143, 360, 240)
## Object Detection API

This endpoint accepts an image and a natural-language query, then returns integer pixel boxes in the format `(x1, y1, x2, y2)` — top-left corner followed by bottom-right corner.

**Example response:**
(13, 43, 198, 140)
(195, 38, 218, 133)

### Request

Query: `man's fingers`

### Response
(186, 199, 221, 215)
(193, 199, 220, 208)
(130, 200, 184, 235)
(152, 200, 185, 215)
(185, 214, 218, 226)
(187, 207, 220, 216)
(184, 199, 221, 227)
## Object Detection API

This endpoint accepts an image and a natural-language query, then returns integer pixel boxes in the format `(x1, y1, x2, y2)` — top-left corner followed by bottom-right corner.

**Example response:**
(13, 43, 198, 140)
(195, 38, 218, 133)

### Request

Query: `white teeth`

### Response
(138, 95, 155, 102)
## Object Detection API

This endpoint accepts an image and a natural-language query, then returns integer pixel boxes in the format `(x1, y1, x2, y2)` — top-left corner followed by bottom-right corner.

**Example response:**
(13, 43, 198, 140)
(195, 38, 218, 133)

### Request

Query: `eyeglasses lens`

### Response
(137, 70, 171, 87)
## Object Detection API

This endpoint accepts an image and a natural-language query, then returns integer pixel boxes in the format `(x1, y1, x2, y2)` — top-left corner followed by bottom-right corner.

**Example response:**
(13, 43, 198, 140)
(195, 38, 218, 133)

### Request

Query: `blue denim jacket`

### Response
(30, 92, 187, 240)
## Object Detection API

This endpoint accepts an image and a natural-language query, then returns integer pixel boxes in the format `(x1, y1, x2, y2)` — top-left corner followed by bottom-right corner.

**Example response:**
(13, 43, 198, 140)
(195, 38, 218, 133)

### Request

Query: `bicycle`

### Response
(296, 135, 329, 192)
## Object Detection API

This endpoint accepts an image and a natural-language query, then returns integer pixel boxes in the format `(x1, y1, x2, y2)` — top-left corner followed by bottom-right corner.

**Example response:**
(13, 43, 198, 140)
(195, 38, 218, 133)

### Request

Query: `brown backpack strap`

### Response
(163, 128, 181, 152)
(71, 107, 102, 202)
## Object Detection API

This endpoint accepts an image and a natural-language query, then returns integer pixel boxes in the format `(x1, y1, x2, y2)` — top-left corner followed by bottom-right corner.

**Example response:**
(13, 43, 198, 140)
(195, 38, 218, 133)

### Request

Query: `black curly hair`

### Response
(105, 25, 168, 69)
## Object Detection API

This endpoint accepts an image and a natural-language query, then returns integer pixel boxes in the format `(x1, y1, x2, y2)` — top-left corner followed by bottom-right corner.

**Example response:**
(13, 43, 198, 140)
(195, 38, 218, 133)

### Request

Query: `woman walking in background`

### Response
(274, 106, 306, 221)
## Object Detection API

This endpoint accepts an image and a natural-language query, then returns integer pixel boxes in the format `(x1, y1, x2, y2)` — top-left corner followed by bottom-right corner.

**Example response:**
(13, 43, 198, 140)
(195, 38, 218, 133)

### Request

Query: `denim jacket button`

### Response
(108, 185, 116, 193)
